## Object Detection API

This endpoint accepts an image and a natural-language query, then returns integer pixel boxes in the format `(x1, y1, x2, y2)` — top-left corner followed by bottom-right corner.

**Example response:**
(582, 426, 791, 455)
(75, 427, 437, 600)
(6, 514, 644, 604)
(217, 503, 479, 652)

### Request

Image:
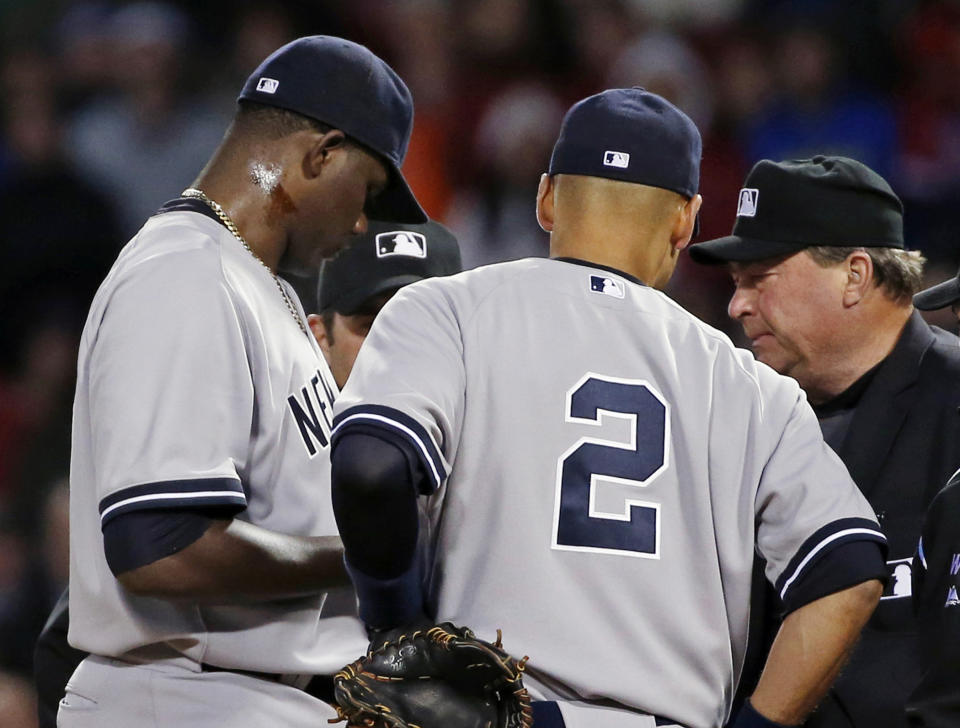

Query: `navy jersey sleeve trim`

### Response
(98, 477, 246, 527)
(775, 517, 888, 601)
(333, 404, 446, 493)
(779, 540, 888, 615)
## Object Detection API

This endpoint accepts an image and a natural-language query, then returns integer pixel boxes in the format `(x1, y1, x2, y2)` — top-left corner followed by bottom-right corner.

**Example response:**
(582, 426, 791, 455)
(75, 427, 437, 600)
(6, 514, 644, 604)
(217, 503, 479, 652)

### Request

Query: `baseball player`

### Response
(59, 36, 424, 728)
(329, 88, 888, 728)
(33, 217, 461, 727)
(906, 272, 960, 726)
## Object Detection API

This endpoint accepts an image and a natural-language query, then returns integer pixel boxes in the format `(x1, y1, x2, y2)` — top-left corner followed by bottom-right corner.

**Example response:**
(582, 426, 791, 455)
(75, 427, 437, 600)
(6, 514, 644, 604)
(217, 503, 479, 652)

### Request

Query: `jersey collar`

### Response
(552, 257, 647, 287)
(154, 197, 225, 228)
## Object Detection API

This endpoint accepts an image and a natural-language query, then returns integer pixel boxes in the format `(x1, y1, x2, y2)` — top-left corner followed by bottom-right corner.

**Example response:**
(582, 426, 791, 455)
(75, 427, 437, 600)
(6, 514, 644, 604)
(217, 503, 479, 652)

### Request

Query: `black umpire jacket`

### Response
(804, 311, 960, 728)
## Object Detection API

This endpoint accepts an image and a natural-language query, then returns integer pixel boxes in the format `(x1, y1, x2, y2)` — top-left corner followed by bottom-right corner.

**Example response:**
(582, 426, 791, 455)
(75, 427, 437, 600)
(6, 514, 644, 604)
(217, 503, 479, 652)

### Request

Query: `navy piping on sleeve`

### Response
(775, 517, 887, 601)
(98, 477, 246, 528)
(332, 404, 446, 493)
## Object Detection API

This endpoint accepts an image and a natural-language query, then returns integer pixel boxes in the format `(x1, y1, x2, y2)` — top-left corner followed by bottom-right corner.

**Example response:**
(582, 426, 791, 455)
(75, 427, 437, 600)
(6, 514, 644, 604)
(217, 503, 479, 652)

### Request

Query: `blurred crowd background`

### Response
(2, 0, 960, 722)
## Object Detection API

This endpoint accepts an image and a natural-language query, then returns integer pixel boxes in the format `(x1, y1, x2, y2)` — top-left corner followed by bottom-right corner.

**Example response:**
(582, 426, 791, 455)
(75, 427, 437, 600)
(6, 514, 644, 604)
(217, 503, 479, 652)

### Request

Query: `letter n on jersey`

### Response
(287, 369, 336, 456)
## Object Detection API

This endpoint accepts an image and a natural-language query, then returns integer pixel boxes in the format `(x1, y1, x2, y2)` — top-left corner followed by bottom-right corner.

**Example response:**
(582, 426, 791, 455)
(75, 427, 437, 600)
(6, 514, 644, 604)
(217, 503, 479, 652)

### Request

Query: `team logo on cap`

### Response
(376, 231, 427, 259)
(603, 151, 630, 169)
(256, 77, 279, 94)
(737, 188, 759, 217)
(589, 275, 624, 299)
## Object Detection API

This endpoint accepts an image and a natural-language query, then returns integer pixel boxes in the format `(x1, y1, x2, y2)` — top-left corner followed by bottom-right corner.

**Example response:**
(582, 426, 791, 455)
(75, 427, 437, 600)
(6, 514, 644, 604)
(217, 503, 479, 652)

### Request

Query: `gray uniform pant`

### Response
(58, 655, 337, 727)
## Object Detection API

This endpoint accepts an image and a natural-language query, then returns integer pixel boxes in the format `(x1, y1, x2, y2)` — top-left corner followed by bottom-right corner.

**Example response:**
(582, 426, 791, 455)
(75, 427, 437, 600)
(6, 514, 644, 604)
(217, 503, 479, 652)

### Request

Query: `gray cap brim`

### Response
(914, 277, 960, 311)
(688, 235, 808, 265)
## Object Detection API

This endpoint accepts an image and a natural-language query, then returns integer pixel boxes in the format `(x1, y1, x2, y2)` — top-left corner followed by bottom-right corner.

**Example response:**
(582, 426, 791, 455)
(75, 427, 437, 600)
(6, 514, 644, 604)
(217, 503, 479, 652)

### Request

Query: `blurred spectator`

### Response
(607, 30, 714, 142)
(198, 3, 298, 109)
(0, 46, 119, 502)
(894, 1, 960, 267)
(370, 0, 458, 219)
(64, 2, 231, 236)
(53, 2, 115, 113)
(38, 480, 69, 599)
(0, 509, 55, 678)
(744, 25, 898, 178)
(695, 34, 768, 239)
(605, 31, 713, 139)
(559, 0, 643, 96)
(0, 670, 37, 728)
(624, 0, 745, 29)
(446, 81, 564, 268)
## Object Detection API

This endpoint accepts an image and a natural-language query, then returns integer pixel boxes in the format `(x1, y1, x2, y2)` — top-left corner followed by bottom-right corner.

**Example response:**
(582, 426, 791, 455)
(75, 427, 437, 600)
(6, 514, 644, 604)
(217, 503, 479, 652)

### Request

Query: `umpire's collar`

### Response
(831, 310, 934, 494)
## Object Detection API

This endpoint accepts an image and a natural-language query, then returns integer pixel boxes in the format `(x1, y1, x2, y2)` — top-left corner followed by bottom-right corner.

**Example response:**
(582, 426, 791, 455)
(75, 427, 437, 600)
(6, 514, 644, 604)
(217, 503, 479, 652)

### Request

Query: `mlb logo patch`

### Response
(376, 231, 427, 259)
(256, 77, 279, 94)
(590, 275, 624, 299)
(881, 558, 913, 600)
(737, 188, 759, 217)
(603, 151, 630, 169)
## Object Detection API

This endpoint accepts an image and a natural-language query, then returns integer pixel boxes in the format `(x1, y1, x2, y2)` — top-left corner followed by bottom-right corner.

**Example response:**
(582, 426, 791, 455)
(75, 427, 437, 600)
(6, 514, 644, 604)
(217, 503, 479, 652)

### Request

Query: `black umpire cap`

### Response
(689, 155, 904, 265)
(318, 219, 462, 315)
(238, 35, 426, 224)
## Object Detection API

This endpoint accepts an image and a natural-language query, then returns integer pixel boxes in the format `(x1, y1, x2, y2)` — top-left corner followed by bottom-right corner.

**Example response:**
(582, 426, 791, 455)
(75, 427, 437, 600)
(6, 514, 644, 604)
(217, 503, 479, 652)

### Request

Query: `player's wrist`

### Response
(731, 699, 797, 728)
(344, 554, 424, 630)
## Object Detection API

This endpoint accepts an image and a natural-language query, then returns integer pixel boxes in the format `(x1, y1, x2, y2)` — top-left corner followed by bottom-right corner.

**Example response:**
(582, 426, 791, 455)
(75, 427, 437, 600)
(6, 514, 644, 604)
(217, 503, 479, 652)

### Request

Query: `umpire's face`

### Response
(727, 250, 852, 395)
(308, 292, 394, 388)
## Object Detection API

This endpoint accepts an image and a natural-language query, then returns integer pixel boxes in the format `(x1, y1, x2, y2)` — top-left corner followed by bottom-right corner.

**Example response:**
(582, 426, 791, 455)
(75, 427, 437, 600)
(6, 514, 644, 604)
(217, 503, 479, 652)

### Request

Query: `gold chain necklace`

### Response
(181, 188, 308, 334)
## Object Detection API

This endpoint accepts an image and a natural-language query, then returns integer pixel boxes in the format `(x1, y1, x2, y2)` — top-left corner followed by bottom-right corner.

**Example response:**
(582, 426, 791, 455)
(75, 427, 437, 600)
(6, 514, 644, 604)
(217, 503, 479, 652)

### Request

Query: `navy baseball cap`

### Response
(689, 156, 904, 265)
(239, 35, 426, 223)
(318, 219, 462, 314)
(914, 266, 960, 310)
(549, 87, 701, 199)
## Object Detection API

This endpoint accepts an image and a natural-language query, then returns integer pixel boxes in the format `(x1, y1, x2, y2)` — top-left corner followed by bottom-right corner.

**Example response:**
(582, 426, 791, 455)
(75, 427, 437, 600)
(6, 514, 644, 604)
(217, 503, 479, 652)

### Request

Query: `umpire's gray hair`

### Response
(805, 246, 926, 305)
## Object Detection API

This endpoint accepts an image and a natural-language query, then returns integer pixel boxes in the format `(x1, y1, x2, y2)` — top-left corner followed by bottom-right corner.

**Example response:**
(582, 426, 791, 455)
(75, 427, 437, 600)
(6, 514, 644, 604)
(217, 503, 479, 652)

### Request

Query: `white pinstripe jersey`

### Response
(68, 207, 366, 674)
(334, 257, 885, 728)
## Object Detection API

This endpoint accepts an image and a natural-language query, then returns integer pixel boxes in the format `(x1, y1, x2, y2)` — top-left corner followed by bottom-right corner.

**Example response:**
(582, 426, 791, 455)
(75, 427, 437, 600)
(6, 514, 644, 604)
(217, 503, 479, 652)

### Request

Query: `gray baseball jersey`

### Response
(333, 257, 885, 728)
(68, 206, 366, 675)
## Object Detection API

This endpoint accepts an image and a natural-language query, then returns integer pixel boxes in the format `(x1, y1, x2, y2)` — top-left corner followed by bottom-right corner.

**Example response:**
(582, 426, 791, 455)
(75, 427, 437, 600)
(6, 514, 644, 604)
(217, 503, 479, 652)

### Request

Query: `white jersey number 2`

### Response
(551, 374, 669, 559)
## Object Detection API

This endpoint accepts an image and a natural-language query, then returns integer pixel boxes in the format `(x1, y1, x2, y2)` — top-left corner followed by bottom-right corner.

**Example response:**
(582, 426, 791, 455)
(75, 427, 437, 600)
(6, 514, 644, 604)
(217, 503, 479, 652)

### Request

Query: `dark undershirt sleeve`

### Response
(102, 509, 219, 576)
(331, 430, 428, 628)
(779, 539, 888, 615)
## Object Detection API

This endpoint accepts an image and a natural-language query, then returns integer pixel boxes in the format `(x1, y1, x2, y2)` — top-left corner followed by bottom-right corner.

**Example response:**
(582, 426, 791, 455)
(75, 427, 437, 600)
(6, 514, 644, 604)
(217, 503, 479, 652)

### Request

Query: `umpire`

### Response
(690, 156, 960, 728)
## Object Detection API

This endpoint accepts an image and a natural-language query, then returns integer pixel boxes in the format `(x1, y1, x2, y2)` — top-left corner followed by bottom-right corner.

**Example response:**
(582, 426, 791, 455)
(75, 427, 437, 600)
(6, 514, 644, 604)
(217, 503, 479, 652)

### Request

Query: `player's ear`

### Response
(303, 129, 348, 179)
(670, 194, 702, 251)
(536, 174, 555, 233)
(307, 313, 332, 355)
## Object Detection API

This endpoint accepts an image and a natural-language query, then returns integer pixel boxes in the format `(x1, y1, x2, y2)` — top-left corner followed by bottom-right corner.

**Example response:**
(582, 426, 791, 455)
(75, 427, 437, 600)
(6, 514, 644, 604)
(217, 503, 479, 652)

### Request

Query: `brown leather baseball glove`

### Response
(330, 622, 532, 728)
